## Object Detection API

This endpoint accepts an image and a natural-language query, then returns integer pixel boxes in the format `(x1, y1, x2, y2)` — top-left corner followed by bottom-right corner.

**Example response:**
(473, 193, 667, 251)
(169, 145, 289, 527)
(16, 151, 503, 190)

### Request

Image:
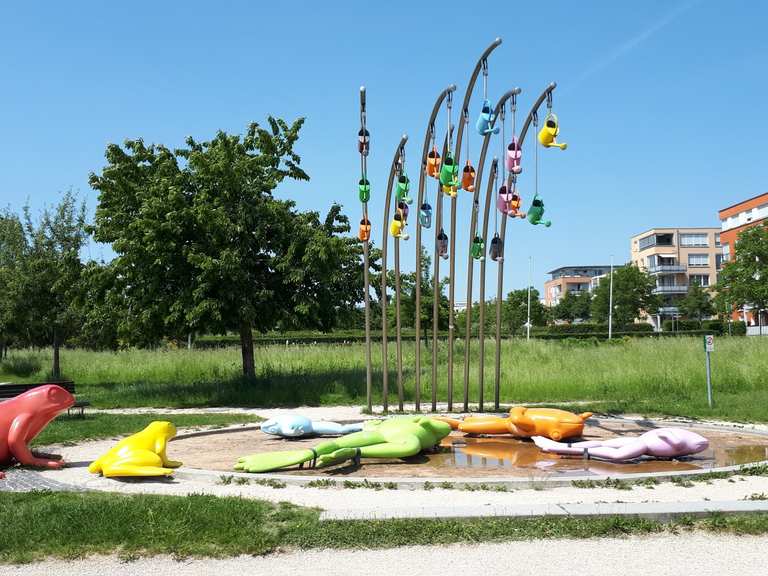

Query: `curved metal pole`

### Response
(493, 82, 557, 409)
(447, 37, 503, 412)
(414, 84, 456, 413)
(394, 234, 403, 411)
(360, 86, 373, 413)
(381, 134, 408, 414)
(431, 134, 449, 412)
(477, 158, 498, 411)
(462, 88, 521, 411)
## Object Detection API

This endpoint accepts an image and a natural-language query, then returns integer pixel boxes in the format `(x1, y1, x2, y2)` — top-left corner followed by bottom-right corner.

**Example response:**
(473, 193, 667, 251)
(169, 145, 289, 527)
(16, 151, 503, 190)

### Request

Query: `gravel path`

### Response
(5, 534, 767, 575)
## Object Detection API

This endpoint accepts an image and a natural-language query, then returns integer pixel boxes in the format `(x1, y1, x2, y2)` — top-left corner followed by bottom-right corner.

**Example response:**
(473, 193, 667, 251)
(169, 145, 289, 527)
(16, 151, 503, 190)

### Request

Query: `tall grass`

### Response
(2, 337, 767, 421)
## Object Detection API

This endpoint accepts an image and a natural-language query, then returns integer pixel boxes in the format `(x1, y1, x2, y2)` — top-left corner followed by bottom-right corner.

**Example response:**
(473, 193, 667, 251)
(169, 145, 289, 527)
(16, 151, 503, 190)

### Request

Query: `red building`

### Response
(718, 192, 768, 326)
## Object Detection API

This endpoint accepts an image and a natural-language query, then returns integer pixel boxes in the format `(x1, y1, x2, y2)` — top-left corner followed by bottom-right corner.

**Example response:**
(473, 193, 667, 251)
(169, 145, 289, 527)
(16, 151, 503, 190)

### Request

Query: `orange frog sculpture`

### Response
(437, 406, 592, 441)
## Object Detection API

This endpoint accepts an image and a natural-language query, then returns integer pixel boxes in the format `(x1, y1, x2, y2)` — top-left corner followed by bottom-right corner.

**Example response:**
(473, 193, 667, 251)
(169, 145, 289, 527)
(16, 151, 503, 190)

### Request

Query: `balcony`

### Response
(658, 306, 680, 315)
(652, 285, 688, 294)
(648, 264, 687, 274)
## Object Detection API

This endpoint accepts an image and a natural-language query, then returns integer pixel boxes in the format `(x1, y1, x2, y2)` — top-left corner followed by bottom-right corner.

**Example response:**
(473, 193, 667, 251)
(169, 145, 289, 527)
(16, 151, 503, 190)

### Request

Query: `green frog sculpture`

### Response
(234, 416, 452, 473)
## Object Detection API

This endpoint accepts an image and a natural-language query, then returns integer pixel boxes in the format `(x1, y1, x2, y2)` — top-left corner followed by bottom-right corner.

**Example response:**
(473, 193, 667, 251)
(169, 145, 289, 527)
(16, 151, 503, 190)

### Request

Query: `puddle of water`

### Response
(429, 435, 768, 476)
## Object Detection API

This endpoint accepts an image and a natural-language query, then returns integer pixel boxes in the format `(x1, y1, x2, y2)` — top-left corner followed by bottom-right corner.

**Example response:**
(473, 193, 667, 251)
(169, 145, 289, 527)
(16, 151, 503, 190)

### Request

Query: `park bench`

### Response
(0, 380, 90, 417)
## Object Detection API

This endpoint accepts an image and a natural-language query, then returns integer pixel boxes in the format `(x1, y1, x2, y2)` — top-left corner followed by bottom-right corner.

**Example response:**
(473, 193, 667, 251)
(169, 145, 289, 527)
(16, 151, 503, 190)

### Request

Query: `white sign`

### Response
(704, 334, 714, 352)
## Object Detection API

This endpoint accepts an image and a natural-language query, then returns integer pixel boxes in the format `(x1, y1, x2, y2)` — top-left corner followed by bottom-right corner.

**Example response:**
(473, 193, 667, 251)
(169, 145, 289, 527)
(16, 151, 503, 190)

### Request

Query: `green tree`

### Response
(717, 224, 768, 321)
(591, 264, 658, 326)
(678, 280, 714, 324)
(19, 192, 88, 378)
(0, 209, 27, 357)
(503, 288, 546, 334)
(398, 247, 448, 343)
(90, 119, 359, 378)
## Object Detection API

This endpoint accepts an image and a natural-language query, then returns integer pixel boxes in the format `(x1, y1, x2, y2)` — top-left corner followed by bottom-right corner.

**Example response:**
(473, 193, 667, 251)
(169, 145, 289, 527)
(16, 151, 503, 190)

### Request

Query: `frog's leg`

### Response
(154, 435, 182, 468)
(315, 431, 385, 467)
(358, 433, 422, 459)
(8, 415, 64, 469)
(100, 449, 174, 478)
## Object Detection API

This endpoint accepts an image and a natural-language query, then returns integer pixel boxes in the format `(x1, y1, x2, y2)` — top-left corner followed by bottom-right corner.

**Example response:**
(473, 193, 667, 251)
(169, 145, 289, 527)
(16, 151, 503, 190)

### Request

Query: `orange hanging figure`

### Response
(426, 147, 442, 178)
(461, 161, 476, 192)
(358, 217, 371, 242)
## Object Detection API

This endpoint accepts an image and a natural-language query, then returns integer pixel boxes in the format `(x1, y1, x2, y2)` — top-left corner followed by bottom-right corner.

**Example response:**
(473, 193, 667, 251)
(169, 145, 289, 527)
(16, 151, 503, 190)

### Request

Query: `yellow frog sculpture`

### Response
(88, 421, 182, 478)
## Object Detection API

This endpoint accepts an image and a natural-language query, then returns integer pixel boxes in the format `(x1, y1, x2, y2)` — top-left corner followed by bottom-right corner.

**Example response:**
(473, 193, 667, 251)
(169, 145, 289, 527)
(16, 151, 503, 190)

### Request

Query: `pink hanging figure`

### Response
(505, 138, 522, 174)
(533, 428, 709, 462)
(496, 185, 514, 215)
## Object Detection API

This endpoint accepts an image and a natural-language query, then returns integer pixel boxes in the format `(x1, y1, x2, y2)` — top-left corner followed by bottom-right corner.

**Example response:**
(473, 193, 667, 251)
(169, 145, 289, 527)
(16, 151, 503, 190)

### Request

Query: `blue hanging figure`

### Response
(419, 203, 432, 229)
(475, 99, 500, 136)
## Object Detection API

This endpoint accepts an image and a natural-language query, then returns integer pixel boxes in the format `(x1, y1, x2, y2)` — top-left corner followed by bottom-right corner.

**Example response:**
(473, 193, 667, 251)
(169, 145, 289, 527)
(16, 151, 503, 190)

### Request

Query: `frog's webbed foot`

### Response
(31, 450, 63, 461)
(164, 459, 183, 468)
(101, 463, 175, 478)
(317, 447, 359, 468)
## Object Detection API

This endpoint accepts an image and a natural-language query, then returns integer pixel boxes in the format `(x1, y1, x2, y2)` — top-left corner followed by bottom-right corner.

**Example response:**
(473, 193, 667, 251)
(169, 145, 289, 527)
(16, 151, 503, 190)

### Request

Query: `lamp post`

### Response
(526, 256, 533, 341)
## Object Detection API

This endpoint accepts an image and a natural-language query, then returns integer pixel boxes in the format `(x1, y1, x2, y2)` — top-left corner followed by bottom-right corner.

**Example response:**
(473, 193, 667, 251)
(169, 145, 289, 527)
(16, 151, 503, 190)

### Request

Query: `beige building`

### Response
(544, 265, 614, 306)
(630, 227, 723, 326)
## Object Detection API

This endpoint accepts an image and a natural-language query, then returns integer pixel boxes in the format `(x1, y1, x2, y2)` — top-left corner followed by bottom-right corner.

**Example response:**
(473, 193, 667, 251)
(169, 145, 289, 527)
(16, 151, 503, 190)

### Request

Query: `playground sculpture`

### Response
(437, 407, 592, 441)
(537, 112, 567, 150)
(533, 427, 710, 462)
(0, 384, 75, 479)
(235, 416, 452, 473)
(439, 153, 461, 197)
(527, 193, 551, 227)
(476, 99, 500, 135)
(260, 414, 365, 438)
(89, 421, 182, 478)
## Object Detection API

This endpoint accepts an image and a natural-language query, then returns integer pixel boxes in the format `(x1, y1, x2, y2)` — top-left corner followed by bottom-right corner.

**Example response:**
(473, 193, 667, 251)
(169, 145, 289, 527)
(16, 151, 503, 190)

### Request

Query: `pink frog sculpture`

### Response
(505, 138, 522, 174)
(533, 427, 709, 462)
(0, 384, 75, 478)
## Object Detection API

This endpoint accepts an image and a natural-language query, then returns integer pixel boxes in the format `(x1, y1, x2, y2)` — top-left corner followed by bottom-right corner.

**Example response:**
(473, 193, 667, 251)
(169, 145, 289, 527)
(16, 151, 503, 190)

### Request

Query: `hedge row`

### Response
(538, 323, 654, 335)
(661, 319, 746, 336)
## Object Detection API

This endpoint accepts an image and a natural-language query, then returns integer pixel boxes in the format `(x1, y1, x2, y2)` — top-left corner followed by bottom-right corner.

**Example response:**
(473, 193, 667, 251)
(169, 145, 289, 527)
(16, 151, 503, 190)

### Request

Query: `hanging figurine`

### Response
(507, 189, 525, 218)
(475, 99, 499, 136)
(358, 177, 371, 203)
(358, 128, 370, 156)
(538, 112, 567, 150)
(489, 233, 503, 261)
(437, 229, 449, 259)
(358, 217, 371, 242)
(390, 212, 409, 240)
(461, 161, 476, 193)
(426, 147, 441, 178)
(397, 201, 409, 223)
(419, 203, 432, 229)
(439, 153, 461, 197)
(527, 193, 551, 227)
(496, 184, 513, 215)
(506, 138, 522, 174)
(395, 173, 412, 205)
(471, 236, 485, 261)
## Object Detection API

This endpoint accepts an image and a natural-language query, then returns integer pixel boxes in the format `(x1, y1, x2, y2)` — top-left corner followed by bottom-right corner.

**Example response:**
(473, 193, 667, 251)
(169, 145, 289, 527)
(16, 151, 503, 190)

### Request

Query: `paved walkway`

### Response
(0, 468, 85, 493)
(5, 534, 768, 576)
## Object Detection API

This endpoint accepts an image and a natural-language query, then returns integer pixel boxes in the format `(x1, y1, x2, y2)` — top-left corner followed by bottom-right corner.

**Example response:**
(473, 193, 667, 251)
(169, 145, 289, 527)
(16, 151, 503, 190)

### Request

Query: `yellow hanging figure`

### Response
(390, 213, 409, 240)
(88, 421, 182, 478)
(538, 112, 567, 150)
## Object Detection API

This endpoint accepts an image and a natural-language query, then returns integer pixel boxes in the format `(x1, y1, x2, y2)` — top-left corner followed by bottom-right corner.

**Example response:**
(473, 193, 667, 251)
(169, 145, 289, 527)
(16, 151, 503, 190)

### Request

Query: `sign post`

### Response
(704, 334, 714, 408)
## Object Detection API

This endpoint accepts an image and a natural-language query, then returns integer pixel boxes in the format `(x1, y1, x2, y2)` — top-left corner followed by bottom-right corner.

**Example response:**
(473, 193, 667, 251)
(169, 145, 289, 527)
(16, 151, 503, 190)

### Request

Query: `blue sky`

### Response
(2, 0, 767, 300)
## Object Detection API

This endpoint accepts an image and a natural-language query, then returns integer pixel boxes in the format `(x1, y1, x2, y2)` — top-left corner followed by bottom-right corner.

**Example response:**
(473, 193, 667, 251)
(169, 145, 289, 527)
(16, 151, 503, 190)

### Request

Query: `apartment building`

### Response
(544, 265, 614, 306)
(718, 192, 768, 328)
(630, 227, 722, 325)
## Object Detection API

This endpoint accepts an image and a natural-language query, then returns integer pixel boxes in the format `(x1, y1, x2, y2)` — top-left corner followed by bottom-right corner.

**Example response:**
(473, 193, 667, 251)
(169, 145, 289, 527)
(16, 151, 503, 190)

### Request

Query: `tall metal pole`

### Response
(359, 86, 373, 412)
(527, 256, 532, 340)
(477, 158, 498, 412)
(447, 38, 502, 412)
(493, 82, 557, 409)
(432, 134, 449, 412)
(380, 135, 408, 414)
(414, 85, 457, 413)
(608, 255, 614, 340)
(463, 88, 521, 411)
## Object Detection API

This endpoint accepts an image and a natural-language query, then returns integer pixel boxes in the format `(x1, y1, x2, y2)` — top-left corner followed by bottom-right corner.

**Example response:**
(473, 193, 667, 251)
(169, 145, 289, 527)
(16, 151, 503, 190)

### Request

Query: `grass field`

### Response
(2, 491, 768, 563)
(30, 413, 262, 446)
(2, 336, 768, 421)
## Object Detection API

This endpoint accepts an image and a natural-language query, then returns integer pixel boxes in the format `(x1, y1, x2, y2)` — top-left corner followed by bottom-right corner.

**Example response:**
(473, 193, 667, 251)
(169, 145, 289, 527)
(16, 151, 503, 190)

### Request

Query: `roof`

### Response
(718, 192, 768, 216)
(631, 227, 720, 239)
(547, 265, 617, 275)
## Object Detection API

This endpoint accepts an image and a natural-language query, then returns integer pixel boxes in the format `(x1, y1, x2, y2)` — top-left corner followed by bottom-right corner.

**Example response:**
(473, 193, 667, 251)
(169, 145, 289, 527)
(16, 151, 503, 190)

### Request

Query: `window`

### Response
(722, 243, 731, 262)
(688, 253, 709, 267)
(715, 233, 721, 247)
(716, 254, 725, 269)
(638, 235, 656, 250)
(680, 233, 709, 247)
(689, 274, 710, 287)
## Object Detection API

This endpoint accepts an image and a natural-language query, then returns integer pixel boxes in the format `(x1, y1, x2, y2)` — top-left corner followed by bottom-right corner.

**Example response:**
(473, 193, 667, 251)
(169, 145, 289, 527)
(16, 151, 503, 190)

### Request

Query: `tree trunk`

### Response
(52, 327, 61, 380)
(239, 321, 255, 379)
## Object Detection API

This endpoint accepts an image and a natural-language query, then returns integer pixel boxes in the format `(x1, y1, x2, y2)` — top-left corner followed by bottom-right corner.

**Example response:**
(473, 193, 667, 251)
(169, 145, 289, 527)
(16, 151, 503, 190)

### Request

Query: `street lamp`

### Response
(608, 255, 614, 339)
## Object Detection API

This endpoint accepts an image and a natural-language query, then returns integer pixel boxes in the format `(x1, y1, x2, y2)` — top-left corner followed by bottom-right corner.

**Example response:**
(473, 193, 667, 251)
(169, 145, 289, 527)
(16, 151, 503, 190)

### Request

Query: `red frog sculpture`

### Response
(0, 384, 74, 478)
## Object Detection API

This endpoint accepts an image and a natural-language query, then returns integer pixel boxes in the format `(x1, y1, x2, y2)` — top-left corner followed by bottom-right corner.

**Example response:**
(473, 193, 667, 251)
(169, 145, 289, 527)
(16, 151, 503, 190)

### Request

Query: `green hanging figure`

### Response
(439, 153, 461, 197)
(527, 194, 551, 227)
(471, 236, 485, 260)
(358, 178, 371, 203)
(234, 417, 452, 473)
(395, 173, 412, 205)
